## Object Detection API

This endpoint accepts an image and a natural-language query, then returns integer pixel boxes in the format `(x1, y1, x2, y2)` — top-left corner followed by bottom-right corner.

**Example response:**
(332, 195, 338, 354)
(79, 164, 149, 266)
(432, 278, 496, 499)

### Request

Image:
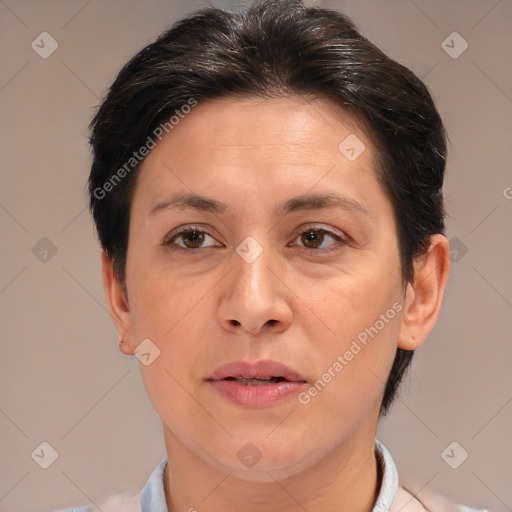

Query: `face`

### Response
(119, 96, 407, 480)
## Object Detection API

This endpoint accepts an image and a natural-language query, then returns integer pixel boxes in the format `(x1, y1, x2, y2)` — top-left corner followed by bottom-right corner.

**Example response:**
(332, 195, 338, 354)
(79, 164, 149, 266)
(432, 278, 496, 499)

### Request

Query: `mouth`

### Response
(222, 376, 293, 385)
(207, 359, 307, 384)
(206, 360, 307, 407)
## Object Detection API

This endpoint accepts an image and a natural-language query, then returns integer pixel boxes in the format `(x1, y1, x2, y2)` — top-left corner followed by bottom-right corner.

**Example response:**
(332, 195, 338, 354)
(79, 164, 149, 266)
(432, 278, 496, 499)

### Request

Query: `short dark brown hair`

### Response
(88, 0, 447, 415)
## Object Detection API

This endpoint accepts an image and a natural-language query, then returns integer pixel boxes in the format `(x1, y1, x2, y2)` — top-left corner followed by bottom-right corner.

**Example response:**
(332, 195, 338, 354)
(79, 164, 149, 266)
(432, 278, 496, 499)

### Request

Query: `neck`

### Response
(162, 427, 381, 512)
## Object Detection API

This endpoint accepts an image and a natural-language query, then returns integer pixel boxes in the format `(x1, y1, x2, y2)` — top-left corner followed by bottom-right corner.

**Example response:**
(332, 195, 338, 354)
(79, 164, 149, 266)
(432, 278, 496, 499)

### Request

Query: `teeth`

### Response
(235, 377, 282, 385)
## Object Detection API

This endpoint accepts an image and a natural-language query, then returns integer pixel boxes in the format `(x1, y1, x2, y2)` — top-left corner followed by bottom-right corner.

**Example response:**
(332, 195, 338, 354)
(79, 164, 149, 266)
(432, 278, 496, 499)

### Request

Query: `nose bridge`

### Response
(234, 238, 277, 308)
(218, 235, 292, 335)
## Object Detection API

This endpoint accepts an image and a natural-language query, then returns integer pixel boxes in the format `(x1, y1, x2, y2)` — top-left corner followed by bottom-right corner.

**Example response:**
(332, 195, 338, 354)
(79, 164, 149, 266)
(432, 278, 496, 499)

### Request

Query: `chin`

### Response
(206, 437, 319, 481)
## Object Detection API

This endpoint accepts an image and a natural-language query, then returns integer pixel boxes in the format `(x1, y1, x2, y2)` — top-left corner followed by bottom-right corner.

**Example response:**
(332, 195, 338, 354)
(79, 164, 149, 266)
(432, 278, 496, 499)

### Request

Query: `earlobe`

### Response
(397, 234, 450, 351)
(101, 250, 135, 355)
(118, 337, 135, 356)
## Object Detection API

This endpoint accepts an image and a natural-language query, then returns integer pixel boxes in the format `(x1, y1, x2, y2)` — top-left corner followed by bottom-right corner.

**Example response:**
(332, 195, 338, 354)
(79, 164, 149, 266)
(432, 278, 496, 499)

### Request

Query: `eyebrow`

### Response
(149, 192, 370, 217)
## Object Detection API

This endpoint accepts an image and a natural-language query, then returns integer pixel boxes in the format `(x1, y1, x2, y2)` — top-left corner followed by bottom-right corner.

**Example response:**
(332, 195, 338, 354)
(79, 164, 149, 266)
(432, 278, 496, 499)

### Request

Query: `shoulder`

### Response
(98, 492, 141, 512)
(54, 491, 141, 512)
(392, 485, 491, 512)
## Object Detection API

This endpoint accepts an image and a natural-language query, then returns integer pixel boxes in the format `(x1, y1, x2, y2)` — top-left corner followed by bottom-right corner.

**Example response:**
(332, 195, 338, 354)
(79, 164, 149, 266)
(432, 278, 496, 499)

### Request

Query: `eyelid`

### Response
(291, 223, 347, 244)
(163, 223, 348, 251)
(163, 224, 222, 247)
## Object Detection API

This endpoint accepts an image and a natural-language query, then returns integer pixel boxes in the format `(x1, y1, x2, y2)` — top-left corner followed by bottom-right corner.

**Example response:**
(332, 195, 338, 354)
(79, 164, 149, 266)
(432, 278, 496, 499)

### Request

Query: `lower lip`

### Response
(208, 379, 306, 407)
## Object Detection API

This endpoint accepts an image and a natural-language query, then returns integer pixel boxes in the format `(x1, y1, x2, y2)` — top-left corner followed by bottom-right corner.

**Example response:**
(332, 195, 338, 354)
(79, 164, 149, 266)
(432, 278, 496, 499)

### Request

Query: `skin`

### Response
(102, 96, 450, 512)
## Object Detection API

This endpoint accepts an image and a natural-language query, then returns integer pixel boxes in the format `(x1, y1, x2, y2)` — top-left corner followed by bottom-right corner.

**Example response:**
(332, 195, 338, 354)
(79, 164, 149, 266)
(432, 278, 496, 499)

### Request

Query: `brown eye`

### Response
(180, 230, 205, 248)
(166, 229, 219, 250)
(296, 229, 340, 250)
(301, 230, 325, 248)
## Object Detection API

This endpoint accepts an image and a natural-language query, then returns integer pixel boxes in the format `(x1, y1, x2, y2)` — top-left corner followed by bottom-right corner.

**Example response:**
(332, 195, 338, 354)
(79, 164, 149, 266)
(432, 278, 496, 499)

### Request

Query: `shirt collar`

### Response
(140, 456, 168, 512)
(373, 439, 399, 511)
(140, 439, 399, 512)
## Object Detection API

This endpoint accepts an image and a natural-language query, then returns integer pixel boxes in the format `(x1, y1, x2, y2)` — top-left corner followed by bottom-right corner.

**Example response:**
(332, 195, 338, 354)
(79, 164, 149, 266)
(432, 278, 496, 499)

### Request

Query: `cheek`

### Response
(299, 261, 403, 406)
(127, 259, 203, 338)
(126, 264, 215, 373)
(305, 256, 402, 341)
(127, 300, 206, 441)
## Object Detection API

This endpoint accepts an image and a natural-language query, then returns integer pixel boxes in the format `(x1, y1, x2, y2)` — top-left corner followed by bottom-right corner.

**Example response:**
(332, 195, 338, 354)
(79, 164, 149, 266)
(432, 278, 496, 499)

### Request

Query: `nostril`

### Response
(229, 319, 276, 328)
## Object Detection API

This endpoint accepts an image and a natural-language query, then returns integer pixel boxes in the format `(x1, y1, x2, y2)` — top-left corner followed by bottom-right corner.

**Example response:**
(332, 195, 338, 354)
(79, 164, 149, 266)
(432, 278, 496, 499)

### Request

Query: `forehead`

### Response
(153, 95, 371, 161)
(133, 95, 384, 218)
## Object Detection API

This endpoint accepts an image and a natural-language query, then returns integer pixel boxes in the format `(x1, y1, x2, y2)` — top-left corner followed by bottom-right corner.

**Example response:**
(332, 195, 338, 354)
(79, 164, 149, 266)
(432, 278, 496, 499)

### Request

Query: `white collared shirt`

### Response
(56, 440, 489, 512)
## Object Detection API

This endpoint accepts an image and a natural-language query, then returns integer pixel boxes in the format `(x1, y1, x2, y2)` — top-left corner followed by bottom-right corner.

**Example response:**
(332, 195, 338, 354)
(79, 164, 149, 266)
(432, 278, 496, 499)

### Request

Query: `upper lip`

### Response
(207, 360, 307, 382)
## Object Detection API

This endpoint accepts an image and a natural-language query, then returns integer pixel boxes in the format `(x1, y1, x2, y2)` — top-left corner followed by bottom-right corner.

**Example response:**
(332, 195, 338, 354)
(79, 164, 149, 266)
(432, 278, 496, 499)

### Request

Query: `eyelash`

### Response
(163, 224, 346, 255)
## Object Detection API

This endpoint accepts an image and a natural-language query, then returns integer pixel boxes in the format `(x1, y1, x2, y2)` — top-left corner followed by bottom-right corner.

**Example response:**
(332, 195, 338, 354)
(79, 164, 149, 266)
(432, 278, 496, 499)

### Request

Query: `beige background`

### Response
(0, 1, 511, 511)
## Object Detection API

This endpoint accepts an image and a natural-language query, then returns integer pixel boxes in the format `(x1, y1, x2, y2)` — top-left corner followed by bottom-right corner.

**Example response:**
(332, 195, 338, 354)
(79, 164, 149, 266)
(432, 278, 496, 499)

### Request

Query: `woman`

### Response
(61, 1, 490, 510)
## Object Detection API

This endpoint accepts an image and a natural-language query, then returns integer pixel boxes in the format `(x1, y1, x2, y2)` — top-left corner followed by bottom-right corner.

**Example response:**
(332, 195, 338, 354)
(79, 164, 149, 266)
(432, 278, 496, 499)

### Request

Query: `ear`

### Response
(398, 234, 451, 351)
(101, 250, 135, 355)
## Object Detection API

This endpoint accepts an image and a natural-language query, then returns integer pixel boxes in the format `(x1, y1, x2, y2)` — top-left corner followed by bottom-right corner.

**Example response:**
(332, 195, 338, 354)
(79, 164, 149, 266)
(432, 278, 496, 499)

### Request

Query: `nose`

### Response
(217, 245, 293, 336)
